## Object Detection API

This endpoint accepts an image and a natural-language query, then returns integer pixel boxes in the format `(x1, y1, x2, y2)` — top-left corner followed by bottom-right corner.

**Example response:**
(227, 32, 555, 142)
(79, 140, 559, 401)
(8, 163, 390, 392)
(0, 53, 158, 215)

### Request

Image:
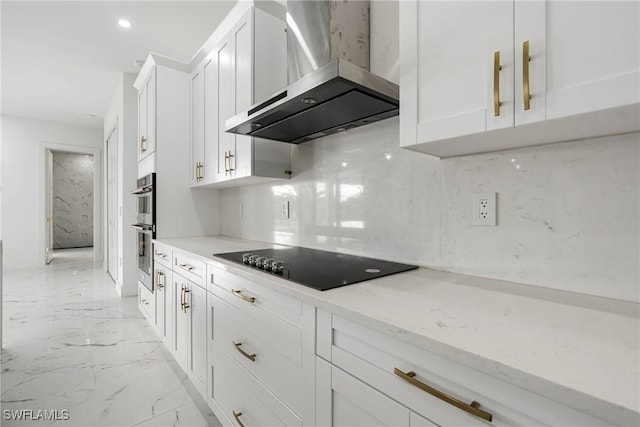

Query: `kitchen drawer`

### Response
(153, 241, 172, 268)
(208, 265, 302, 329)
(211, 342, 302, 427)
(210, 291, 305, 414)
(138, 282, 155, 324)
(319, 313, 610, 427)
(173, 250, 205, 287)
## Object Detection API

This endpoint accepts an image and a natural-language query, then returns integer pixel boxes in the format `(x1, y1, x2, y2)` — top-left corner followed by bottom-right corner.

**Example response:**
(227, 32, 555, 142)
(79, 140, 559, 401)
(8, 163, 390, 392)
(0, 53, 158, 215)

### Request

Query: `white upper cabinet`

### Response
(190, 6, 291, 188)
(400, 0, 640, 158)
(137, 70, 156, 161)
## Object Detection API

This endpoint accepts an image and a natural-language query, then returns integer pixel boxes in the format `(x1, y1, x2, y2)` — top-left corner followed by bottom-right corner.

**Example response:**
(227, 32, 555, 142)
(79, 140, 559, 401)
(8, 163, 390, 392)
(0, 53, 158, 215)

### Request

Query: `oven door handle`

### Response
(130, 224, 154, 232)
(130, 185, 153, 195)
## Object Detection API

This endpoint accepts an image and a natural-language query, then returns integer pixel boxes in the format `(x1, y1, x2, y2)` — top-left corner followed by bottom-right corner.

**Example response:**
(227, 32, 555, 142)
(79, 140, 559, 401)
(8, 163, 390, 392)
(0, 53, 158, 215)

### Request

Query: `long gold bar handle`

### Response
(180, 285, 185, 311)
(493, 51, 502, 117)
(393, 368, 493, 422)
(199, 162, 204, 180)
(183, 288, 190, 312)
(231, 289, 255, 304)
(523, 40, 531, 110)
(157, 271, 164, 289)
(228, 152, 235, 173)
(140, 136, 147, 153)
(179, 263, 195, 272)
(233, 341, 256, 362)
(224, 151, 229, 175)
(155, 251, 168, 259)
(195, 162, 200, 181)
(232, 411, 245, 427)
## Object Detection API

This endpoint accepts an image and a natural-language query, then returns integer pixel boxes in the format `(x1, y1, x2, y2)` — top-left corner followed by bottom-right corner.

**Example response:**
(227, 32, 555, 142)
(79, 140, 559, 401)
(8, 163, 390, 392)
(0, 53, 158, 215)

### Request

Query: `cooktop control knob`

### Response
(242, 253, 253, 264)
(262, 258, 275, 270)
(255, 257, 267, 268)
(271, 260, 284, 274)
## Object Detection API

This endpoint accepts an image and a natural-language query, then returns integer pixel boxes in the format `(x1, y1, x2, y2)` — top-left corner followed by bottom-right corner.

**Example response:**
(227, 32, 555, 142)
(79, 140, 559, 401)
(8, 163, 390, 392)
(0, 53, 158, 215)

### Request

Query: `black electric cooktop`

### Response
(214, 246, 418, 291)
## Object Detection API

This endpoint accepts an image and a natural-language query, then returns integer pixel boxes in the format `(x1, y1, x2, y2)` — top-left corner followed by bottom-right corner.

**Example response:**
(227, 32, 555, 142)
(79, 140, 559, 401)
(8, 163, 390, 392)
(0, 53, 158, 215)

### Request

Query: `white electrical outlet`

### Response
(472, 192, 496, 226)
(281, 200, 290, 219)
(236, 203, 244, 219)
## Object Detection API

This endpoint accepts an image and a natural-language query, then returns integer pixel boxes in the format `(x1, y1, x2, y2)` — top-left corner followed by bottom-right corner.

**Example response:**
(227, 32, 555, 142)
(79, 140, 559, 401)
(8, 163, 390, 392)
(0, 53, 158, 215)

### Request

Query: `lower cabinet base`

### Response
(207, 342, 302, 427)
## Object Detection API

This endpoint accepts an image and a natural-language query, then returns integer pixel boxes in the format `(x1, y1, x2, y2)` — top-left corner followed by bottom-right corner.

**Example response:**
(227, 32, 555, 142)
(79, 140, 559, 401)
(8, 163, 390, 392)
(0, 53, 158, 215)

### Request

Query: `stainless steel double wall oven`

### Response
(131, 173, 155, 291)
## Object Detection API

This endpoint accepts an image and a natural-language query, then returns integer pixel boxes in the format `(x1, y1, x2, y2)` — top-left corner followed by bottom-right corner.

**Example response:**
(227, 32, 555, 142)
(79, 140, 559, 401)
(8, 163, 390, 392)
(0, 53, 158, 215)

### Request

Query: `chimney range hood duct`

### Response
(225, 0, 399, 144)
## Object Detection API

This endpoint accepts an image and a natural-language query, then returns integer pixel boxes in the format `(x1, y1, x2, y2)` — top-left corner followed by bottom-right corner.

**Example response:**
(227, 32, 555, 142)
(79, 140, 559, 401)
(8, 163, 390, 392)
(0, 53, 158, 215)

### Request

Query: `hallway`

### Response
(1, 249, 219, 426)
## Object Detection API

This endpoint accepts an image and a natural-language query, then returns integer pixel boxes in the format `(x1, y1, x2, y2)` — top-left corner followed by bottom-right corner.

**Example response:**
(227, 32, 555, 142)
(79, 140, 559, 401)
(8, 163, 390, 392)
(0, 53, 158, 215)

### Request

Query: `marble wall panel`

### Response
(440, 133, 639, 302)
(52, 151, 94, 248)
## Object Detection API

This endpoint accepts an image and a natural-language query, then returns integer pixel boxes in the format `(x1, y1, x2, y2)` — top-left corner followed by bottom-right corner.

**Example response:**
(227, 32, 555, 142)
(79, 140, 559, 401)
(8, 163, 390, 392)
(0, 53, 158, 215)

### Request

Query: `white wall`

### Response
(1, 116, 103, 269)
(219, 1, 640, 303)
(103, 73, 138, 297)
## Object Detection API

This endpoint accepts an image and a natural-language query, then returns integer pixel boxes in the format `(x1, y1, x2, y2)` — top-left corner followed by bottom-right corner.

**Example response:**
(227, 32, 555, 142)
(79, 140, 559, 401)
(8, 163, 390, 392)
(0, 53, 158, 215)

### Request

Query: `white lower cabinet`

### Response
(137, 282, 155, 324)
(317, 310, 613, 427)
(153, 262, 173, 349)
(173, 272, 207, 397)
(316, 357, 435, 427)
(206, 263, 316, 426)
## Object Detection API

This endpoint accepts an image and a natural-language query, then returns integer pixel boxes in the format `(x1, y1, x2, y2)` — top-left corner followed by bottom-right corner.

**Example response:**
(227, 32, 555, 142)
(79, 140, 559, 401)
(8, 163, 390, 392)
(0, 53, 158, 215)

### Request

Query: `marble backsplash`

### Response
(220, 121, 640, 303)
(52, 151, 94, 249)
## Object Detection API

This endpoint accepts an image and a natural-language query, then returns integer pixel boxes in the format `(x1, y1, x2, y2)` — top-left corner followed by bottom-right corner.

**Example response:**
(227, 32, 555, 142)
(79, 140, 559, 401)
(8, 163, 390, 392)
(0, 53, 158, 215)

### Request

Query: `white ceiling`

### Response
(1, 0, 237, 129)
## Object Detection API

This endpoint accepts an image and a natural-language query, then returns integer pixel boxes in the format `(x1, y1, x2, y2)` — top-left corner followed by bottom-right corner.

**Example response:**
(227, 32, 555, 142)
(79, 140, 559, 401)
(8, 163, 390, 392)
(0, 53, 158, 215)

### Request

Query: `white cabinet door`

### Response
(154, 264, 173, 349)
(203, 58, 218, 185)
(188, 282, 207, 396)
(231, 13, 253, 180)
(138, 71, 156, 161)
(215, 35, 235, 182)
(173, 275, 189, 372)
(191, 67, 205, 185)
(400, 0, 513, 148)
(515, 0, 640, 125)
(316, 358, 436, 427)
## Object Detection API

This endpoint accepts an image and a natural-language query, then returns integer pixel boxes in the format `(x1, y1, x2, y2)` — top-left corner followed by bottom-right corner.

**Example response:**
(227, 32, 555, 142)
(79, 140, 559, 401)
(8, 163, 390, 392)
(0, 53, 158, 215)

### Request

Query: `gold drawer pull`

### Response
(179, 263, 195, 272)
(493, 50, 502, 116)
(233, 341, 256, 362)
(232, 289, 255, 303)
(393, 368, 493, 422)
(155, 251, 168, 259)
(232, 410, 245, 427)
(522, 40, 532, 111)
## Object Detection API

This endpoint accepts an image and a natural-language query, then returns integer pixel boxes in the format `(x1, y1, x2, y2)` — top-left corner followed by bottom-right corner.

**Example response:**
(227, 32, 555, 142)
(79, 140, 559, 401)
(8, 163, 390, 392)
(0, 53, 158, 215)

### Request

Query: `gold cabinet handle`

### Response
(393, 368, 493, 422)
(195, 162, 199, 181)
(232, 289, 255, 304)
(493, 51, 502, 116)
(156, 270, 164, 289)
(157, 271, 164, 289)
(522, 40, 531, 110)
(224, 151, 229, 175)
(140, 136, 147, 153)
(233, 341, 256, 362)
(155, 251, 168, 259)
(228, 151, 235, 173)
(180, 285, 185, 310)
(179, 263, 195, 272)
(183, 288, 190, 312)
(232, 410, 245, 427)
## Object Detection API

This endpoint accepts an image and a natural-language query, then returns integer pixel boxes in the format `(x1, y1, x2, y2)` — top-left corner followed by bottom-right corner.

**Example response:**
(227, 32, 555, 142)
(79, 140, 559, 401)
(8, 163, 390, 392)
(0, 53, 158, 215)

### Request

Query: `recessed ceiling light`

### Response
(86, 114, 96, 118)
(133, 59, 145, 67)
(118, 19, 131, 29)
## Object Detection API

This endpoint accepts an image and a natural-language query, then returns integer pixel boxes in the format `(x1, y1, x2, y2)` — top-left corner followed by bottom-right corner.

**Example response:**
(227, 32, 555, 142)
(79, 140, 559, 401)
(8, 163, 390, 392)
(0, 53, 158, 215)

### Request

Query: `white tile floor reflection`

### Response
(1, 248, 220, 426)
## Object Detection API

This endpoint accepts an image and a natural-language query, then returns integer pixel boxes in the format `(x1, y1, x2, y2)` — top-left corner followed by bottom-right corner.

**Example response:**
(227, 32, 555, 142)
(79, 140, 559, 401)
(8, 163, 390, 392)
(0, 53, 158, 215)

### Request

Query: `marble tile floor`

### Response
(1, 248, 221, 426)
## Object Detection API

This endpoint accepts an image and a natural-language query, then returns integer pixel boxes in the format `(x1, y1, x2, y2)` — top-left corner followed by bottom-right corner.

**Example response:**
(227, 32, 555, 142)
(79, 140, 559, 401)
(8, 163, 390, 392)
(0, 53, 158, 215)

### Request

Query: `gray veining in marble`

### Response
(1, 248, 220, 426)
(52, 151, 94, 249)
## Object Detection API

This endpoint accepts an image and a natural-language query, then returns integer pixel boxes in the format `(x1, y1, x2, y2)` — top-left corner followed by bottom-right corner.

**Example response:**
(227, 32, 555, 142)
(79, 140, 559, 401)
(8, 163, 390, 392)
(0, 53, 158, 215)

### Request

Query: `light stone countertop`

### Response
(156, 235, 640, 425)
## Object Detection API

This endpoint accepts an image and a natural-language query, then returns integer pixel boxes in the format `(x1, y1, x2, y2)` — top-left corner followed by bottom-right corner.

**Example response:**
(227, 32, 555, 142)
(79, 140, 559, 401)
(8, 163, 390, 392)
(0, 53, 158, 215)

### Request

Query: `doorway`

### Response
(46, 150, 95, 262)
(40, 142, 102, 266)
(106, 127, 118, 282)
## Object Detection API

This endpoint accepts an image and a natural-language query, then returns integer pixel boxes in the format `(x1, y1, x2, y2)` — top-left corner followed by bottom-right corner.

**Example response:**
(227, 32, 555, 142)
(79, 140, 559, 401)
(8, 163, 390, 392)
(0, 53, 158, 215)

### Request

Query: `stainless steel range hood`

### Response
(225, 0, 399, 145)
